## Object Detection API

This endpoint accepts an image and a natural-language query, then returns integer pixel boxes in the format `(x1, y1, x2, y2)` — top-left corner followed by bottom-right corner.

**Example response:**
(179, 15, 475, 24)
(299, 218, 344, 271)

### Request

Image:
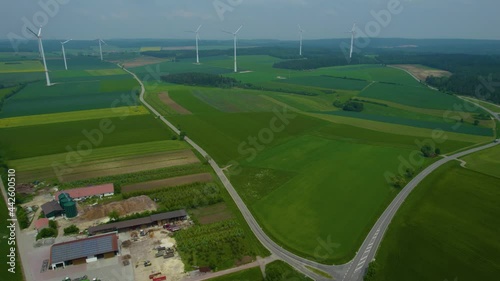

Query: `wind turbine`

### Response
(223, 25, 243, 73)
(298, 25, 304, 56)
(347, 23, 357, 60)
(187, 25, 202, 64)
(27, 27, 51, 86)
(61, 39, 72, 70)
(97, 39, 107, 61)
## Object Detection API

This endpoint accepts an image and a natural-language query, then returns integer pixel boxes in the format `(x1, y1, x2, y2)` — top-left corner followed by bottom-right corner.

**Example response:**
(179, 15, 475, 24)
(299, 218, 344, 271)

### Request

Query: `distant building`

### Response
(41, 201, 64, 218)
(88, 209, 188, 235)
(34, 218, 49, 232)
(49, 233, 119, 270)
(55, 183, 114, 202)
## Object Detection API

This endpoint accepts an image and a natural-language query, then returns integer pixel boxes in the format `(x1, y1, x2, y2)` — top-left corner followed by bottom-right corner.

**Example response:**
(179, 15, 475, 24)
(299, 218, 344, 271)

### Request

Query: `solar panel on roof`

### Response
(50, 234, 117, 264)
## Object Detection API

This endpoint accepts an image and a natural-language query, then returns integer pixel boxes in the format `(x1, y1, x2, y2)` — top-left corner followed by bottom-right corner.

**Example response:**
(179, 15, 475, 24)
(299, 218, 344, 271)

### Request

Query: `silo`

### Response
(58, 193, 71, 205)
(63, 201, 77, 218)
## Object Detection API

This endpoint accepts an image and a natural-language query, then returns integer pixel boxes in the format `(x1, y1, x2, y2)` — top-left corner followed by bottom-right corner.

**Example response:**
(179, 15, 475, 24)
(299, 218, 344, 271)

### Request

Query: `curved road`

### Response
(125, 67, 499, 281)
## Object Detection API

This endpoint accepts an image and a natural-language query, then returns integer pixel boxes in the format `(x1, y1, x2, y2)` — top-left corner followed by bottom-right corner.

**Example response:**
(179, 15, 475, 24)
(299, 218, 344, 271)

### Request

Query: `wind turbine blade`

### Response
(37, 27, 42, 37)
(196, 25, 202, 33)
(222, 30, 233, 35)
(62, 39, 72, 44)
(234, 25, 243, 34)
(100, 39, 107, 45)
(26, 28, 38, 37)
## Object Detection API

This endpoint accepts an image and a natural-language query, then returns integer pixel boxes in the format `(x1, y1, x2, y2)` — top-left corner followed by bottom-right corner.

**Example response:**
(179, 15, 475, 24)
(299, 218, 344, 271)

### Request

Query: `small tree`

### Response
(474, 120, 480, 126)
(36, 228, 57, 240)
(435, 148, 441, 155)
(108, 210, 120, 221)
(364, 261, 379, 281)
(64, 225, 80, 235)
(421, 144, 435, 158)
(179, 131, 187, 141)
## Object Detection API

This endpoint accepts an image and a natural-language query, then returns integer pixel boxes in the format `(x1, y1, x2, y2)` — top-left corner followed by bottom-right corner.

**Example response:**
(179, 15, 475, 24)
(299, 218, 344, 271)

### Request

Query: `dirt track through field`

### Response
(159, 92, 192, 115)
(392, 64, 451, 81)
(122, 173, 213, 193)
(18, 150, 200, 183)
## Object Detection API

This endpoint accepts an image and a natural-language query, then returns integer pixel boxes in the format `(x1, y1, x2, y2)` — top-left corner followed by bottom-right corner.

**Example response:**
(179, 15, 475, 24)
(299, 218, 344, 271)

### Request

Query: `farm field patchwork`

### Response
(373, 161, 500, 281)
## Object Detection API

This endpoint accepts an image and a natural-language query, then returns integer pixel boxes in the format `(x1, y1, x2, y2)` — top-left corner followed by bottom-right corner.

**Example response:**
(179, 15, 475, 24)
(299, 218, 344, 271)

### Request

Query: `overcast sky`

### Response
(1, 0, 499, 41)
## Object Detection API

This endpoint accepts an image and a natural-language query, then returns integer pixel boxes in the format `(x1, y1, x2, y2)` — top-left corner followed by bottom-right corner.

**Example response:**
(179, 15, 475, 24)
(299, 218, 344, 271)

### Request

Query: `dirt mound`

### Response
(80, 195, 157, 221)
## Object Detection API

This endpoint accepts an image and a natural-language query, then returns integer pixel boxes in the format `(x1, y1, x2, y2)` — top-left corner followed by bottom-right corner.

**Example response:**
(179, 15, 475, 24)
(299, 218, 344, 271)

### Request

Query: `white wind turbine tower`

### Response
(27, 27, 51, 86)
(223, 25, 243, 73)
(187, 25, 202, 64)
(97, 39, 107, 61)
(348, 23, 357, 60)
(298, 25, 304, 56)
(61, 39, 72, 70)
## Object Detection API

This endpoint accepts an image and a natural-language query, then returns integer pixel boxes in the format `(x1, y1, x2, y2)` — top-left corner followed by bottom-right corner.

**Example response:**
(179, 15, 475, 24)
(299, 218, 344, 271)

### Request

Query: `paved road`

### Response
(458, 96, 500, 122)
(125, 67, 499, 281)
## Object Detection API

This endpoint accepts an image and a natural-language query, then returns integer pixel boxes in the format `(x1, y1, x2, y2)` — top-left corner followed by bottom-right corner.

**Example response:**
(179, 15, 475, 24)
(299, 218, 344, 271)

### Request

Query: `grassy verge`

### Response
(264, 261, 313, 281)
(305, 266, 332, 279)
(206, 267, 263, 281)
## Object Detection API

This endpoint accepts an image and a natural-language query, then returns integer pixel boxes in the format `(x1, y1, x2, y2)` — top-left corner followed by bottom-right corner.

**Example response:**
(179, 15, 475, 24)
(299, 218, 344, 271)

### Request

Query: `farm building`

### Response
(41, 201, 64, 218)
(54, 183, 114, 202)
(88, 209, 188, 235)
(49, 233, 119, 270)
(34, 218, 49, 232)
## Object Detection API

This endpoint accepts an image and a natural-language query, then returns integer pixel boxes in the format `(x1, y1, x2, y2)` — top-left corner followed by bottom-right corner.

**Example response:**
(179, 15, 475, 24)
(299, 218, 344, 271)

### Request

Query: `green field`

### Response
(373, 161, 500, 281)
(359, 82, 477, 111)
(461, 144, 500, 178)
(0, 79, 140, 118)
(9, 140, 187, 171)
(326, 109, 492, 136)
(0, 60, 43, 73)
(0, 106, 148, 128)
(0, 115, 173, 159)
(206, 267, 263, 281)
(248, 135, 420, 262)
(277, 75, 370, 91)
